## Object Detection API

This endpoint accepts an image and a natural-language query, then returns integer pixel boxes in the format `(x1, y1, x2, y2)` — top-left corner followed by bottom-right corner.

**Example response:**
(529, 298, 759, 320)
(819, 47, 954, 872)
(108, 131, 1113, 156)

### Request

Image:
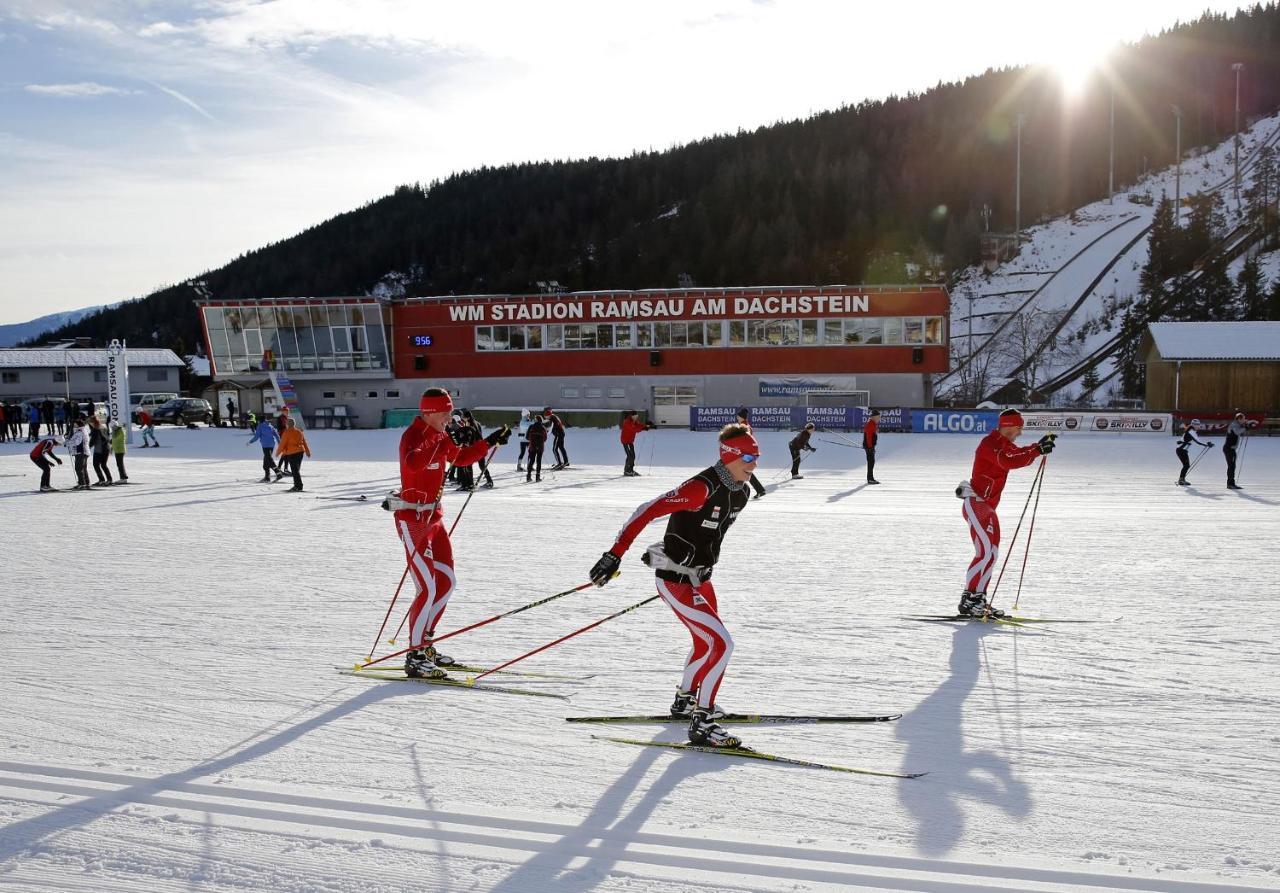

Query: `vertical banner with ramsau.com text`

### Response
(106, 339, 132, 446)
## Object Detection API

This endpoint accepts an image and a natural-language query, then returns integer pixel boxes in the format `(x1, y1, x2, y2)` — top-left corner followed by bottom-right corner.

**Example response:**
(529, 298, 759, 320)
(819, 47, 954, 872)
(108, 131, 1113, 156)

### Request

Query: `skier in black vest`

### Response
(1223, 412, 1247, 490)
(589, 423, 761, 749)
(1175, 420, 1213, 486)
(788, 423, 816, 478)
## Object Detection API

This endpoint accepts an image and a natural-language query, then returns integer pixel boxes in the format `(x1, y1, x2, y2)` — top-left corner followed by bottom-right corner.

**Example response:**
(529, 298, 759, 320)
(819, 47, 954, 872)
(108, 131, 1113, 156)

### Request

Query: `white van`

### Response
(131, 392, 179, 422)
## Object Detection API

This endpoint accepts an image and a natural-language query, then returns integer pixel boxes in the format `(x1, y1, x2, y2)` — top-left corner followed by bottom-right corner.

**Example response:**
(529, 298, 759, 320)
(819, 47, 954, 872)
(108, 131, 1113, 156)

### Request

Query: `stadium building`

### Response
(196, 285, 948, 427)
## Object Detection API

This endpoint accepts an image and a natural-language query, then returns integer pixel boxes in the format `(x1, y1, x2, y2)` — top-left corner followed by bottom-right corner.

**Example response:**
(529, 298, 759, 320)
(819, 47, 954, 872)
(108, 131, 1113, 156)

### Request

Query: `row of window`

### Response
(475, 317, 946, 351)
(1, 370, 170, 384)
(321, 390, 402, 400)
(201, 304, 391, 376)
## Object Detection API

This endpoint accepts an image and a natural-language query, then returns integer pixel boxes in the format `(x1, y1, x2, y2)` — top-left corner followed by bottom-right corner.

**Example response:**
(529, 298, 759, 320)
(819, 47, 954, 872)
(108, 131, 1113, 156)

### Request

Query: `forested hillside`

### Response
(38, 5, 1280, 354)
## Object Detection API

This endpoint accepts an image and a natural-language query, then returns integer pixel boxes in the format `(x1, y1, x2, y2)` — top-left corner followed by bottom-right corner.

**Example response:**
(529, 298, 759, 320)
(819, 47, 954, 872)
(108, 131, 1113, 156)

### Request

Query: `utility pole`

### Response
(1232, 63, 1244, 211)
(1108, 83, 1115, 204)
(1015, 113, 1025, 239)
(1172, 105, 1183, 225)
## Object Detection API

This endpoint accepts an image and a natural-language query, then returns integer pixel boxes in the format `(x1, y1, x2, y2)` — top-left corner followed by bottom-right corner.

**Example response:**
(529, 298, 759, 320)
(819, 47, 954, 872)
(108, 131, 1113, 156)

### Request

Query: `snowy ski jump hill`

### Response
(1, 425, 1277, 892)
(941, 110, 1280, 404)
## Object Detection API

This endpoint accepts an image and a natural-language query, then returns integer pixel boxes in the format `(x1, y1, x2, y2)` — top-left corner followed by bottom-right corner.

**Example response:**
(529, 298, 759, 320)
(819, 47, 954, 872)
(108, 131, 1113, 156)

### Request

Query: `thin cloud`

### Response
(25, 82, 138, 98)
(147, 81, 217, 121)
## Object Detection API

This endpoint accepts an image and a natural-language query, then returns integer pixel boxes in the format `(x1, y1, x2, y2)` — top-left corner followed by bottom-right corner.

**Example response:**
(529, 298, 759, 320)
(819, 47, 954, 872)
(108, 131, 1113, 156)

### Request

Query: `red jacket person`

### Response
(589, 424, 760, 748)
(392, 388, 509, 677)
(955, 409, 1055, 617)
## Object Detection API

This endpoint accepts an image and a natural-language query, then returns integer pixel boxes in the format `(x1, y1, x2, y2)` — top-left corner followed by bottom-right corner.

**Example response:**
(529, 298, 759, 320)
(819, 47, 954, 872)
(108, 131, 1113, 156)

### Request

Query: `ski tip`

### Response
(464, 676, 477, 686)
(352, 662, 363, 671)
(387, 638, 396, 645)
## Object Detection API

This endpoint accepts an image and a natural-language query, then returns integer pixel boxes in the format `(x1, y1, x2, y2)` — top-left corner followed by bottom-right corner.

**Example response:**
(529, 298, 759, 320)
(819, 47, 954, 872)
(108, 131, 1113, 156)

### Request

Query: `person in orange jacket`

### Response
(275, 417, 312, 491)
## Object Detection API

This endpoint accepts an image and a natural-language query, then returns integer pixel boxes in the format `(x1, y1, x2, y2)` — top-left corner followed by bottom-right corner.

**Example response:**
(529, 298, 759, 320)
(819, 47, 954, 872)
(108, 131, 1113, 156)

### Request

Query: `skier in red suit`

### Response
(955, 409, 1055, 617)
(589, 424, 760, 749)
(392, 388, 509, 678)
(619, 410, 656, 476)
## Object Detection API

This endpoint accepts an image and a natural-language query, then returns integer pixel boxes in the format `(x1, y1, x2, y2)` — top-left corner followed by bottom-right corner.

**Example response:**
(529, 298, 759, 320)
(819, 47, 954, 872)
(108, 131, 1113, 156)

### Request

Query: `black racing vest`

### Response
(658, 465, 749, 583)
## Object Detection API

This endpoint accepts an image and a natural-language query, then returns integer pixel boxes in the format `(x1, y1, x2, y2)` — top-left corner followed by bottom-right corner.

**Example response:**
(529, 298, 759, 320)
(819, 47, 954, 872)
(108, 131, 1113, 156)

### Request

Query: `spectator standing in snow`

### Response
(110, 422, 129, 482)
(249, 417, 282, 482)
(863, 409, 881, 484)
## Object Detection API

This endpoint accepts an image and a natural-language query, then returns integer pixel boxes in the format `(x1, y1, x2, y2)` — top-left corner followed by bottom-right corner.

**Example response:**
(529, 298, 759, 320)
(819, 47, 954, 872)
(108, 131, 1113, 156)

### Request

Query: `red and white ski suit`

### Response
(396, 417, 492, 648)
(610, 470, 746, 709)
(962, 430, 1041, 594)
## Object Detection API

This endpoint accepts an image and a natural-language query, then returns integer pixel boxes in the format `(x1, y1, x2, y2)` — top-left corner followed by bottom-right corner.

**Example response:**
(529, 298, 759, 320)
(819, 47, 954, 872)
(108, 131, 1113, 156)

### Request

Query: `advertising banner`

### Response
(800, 406, 864, 431)
(1086, 412, 1171, 434)
(910, 410, 1000, 434)
(689, 406, 865, 431)
(269, 371, 304, 428)
(758, 376, 859, 397)
(873, 407, 910, 432)
(1020, 412, 1087, 433)
(105, 339, 132, 446)
(1171, 412, 1266, 434)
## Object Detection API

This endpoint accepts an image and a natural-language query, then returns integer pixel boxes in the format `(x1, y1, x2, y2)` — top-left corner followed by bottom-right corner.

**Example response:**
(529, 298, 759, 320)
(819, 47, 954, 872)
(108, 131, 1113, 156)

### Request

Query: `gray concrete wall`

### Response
(288, 373, 929, 428)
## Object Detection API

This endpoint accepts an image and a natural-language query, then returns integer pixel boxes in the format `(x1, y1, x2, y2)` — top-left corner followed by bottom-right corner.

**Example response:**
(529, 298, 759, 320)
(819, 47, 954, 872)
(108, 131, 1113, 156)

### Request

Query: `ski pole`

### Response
(467, 593, 660, 683)
(815, 438, 859, 449)
(1187, 444, 1212, 474)
(1237, 434, 1249, 483)
(1011, 459, 1047, 611)
(359, 576, 612, 669)
(989, 457, 1046, 602)
(368, 564, 412, 658)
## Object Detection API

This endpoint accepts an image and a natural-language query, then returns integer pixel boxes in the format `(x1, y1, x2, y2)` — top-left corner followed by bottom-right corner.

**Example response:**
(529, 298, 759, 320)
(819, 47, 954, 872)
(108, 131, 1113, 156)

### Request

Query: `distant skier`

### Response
(863, 409, 881, 484)
(391, 388, 510, 678)
(735, 408, 767, 499)
(1223, 412, 1247, 490)
(545, 408, 570, 469)
(110, 422, 129, 482)
(955, 409, 1055, 618)
(788, 422, 816, 478)
(525, 412, 547, 482)
(589, 423, 761, 749)
(248, 417, 282, 482)
(65, 419, 91, 490)
(138, 410, 159, 447)
(516, 409, 532, 472)
(88, 416, 114, 486)
(30, 434, 63, 491)
(274, 417, 312, 492)
(620, 410, 656, 476)
(1175, 419, 1212, 486)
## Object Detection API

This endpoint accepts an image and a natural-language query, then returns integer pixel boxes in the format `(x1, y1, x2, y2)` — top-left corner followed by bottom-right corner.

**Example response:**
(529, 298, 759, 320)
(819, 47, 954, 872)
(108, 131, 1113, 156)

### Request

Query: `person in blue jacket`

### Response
(248, 418, 282, 482)
(26, 403, 42, 441)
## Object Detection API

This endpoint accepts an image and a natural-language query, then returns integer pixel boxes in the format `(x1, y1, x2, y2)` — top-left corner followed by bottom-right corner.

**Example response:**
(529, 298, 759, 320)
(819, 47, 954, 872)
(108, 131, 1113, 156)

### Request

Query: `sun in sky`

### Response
(1040, 29, 1117, 97)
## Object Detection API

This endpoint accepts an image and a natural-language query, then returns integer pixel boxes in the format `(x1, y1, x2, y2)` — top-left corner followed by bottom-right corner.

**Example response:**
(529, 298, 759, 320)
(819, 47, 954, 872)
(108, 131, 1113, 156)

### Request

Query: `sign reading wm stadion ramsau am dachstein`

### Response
(446, 293, 872, 323)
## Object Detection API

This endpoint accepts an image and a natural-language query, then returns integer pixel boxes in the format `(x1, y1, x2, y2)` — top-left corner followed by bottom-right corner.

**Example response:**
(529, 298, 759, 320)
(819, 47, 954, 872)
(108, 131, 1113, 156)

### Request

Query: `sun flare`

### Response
(1043, 38, 1114, 97)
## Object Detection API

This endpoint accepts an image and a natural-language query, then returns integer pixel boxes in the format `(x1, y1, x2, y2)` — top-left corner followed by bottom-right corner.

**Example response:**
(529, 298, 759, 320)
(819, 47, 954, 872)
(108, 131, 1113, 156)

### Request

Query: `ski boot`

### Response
(688, 707, 741, 748)
(259, 475, 271, 483)
(867, 478, 881, 485)
(957, 591, 1004, 619)
(423, 645, 458, 668)
(791, 473, 804, 480)
(404, 650, 447, 679)
(669, 688, 695, 719)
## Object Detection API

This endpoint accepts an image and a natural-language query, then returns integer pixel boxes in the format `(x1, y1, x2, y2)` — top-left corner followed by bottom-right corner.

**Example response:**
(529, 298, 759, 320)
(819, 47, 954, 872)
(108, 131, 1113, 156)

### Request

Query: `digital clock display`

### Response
(410, 335, 433, 347)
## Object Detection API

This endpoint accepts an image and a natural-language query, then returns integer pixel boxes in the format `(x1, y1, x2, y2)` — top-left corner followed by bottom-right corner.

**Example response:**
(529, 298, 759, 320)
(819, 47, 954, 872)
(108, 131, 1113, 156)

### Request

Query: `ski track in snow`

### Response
(1, 426, 1277, 892)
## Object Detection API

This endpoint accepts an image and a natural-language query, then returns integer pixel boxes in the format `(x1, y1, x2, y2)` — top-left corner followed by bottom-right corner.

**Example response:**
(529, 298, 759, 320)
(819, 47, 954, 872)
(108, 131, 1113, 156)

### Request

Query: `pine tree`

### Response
(1140, 197, 1178, 306)
(1268, 278, 1280, 322)
(1245, 145, 1275, 234)
(1236, 255, 1266, 319)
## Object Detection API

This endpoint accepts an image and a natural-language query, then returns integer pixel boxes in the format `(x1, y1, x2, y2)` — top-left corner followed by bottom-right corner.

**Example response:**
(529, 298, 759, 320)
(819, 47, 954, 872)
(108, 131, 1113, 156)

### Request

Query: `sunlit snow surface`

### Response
(1, 426, 1277, 892)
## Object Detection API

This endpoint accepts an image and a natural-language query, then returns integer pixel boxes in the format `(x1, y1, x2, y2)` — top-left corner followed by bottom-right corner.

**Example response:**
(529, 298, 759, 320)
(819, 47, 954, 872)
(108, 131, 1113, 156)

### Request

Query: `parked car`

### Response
(131, 392, 179, 422)
(152, 398, 213, 426)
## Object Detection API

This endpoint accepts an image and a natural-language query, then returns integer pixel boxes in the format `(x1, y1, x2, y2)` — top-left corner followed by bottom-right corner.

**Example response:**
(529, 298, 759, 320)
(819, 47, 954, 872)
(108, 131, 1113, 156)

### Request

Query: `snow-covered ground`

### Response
(946, 110, 1280, 402)
(2, 425, 1278, 892)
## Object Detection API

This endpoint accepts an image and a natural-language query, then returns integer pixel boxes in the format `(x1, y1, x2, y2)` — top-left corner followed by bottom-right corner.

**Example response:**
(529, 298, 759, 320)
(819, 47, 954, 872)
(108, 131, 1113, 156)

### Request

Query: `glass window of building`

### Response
(527, 325, 543, 349)
(882, 318, 902, 344)
(729, 321, 746, 346)
(904, 317, 925, 344)
(579, 325, 598, 349)
(597, 324, 613, 349)
(669, 322, 688, 348)
(801, 319, 819, 345)
(547, 325, 564, 349)
(843, 319, 865, 345)
(822, 319, 842, 345)
(612, 324, 631, 348)
(636, 323, 653, 348)
(925, 317, 945, 344)
(654, 323, 671, 348)
(862, 319, 884, 344)
(491, 326, 510, 350)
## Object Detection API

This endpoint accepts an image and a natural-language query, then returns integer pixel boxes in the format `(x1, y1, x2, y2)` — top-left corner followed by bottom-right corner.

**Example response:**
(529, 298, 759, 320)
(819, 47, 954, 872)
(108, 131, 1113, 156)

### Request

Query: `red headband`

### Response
(719, 432, 760, 464)
(419, 392, 454, 413)
(999, 410, 1024, 428)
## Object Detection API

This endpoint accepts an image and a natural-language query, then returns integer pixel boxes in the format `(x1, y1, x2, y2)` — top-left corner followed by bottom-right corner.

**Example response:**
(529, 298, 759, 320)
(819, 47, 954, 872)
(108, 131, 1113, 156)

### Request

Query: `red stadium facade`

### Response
(198, 285, 949, 427)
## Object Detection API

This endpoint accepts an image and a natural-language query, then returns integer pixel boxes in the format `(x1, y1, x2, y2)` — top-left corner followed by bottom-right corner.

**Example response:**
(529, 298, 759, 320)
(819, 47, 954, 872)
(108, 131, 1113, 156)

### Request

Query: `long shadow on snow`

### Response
(489, 746, 730, 892)
(121, 491, 279, 511)
(895, 623, 1031, 857)
(1231, 490, 1278, 506)
(826, 483, 870, 503)
(0, 683, 406, 866)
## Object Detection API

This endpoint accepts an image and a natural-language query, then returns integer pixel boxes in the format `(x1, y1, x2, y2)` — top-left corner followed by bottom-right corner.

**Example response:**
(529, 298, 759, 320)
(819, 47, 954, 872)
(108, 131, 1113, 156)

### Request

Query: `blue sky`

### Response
(0, 0, 1254, 325)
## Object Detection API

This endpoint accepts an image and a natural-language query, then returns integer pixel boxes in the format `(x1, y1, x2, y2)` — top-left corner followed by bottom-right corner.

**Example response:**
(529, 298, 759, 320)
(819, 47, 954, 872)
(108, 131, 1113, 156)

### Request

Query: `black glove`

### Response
(1036, 434, 1057, 455)
(590, 551, 621, 586)
(809, 446, 817, 453)
(645, 421, 657, 430)
(484, 425, 512, 446)
(1207, 442, 1216, 448)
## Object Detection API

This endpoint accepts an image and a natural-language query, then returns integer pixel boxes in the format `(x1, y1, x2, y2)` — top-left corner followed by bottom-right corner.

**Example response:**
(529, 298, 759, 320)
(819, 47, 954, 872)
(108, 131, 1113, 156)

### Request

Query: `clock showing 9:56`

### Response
(410, 334, 433, 347)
